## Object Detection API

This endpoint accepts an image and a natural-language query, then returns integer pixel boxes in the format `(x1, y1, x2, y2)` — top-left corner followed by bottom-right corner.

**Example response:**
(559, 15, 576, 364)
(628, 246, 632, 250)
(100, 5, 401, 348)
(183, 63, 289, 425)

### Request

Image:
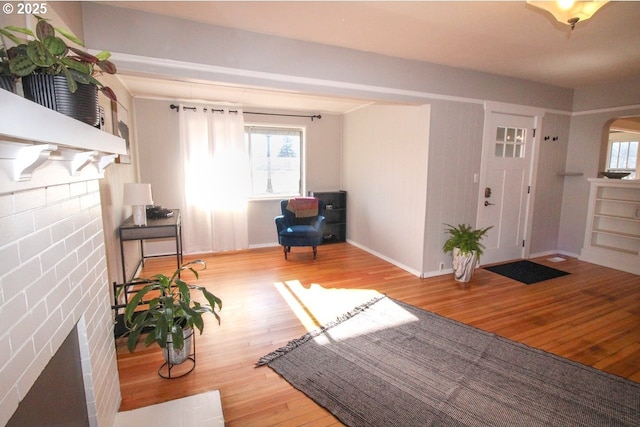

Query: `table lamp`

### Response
(123, 183, 153, 226)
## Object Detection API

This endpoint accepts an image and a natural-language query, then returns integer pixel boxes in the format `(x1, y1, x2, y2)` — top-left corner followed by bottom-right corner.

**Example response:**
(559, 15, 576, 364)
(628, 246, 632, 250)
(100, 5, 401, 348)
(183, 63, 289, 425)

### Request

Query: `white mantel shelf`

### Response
(0, 90, 127, 192)
(588, 178, 640, 185)
(0, 90, 126, 153)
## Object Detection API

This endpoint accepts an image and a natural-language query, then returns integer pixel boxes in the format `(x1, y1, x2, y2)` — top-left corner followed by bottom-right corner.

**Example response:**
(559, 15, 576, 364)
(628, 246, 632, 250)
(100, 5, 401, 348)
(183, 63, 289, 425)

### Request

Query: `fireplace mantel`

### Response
(0, 88, 123, 427)
(0, 90, 127, 193)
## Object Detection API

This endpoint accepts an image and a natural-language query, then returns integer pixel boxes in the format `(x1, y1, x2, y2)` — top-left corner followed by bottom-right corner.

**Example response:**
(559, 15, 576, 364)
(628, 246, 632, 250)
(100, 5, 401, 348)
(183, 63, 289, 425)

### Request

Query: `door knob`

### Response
(484, 201, 495, 206)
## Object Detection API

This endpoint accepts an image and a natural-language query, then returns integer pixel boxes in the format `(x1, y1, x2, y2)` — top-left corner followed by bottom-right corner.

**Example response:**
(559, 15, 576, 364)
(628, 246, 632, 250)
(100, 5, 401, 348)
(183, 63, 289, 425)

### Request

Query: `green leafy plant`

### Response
(0, 46, 11, 77)
(0, 15, 117, 100)
(442, 223, 492, 258)
(123, 260, 222, 353)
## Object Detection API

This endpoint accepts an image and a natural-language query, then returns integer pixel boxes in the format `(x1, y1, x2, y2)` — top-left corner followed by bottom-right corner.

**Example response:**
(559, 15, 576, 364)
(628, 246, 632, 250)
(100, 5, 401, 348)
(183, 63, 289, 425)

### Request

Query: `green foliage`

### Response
(123, 260, 222, 353)
(0, 16, 117, 100)
(0, 46, 10, 77)
(442, 223, 492, 258)
(278, 138, 297, 158)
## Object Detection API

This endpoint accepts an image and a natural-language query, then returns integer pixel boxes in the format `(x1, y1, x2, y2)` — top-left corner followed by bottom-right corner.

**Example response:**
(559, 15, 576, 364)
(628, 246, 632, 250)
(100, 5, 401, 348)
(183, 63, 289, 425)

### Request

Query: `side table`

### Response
(119, 209, 183, 292)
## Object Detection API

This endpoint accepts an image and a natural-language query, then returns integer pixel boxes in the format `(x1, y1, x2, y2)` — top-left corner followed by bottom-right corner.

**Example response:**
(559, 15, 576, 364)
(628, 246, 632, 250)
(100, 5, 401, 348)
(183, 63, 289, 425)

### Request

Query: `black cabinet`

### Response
(312, 191, 347, 243)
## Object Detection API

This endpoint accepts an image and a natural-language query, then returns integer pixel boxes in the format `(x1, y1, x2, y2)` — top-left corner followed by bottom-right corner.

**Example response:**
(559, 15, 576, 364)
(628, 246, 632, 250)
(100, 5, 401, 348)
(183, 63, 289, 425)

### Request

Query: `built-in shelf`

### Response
(589, 243, 638, 256)
(596, 197, 640, 205)
(594, 213, 640, 222)
(592, 228, 640, 240)
(0, 90, 126, 192)
(580, 178, 640, 275)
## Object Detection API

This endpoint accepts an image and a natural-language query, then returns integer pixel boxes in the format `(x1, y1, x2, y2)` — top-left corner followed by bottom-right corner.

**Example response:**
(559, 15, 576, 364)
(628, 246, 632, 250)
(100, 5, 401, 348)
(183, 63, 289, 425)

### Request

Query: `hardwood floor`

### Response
(115, 243, 640, 426)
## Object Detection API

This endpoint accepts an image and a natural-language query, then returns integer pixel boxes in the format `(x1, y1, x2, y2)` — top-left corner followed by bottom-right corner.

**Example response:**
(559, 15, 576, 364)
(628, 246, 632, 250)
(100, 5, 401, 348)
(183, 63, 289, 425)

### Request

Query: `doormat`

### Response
(484, 260, 570, 284)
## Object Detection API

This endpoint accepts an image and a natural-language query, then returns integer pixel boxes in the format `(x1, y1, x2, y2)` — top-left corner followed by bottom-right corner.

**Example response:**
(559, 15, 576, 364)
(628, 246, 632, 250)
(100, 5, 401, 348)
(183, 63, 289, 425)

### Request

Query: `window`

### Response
(494, 126, 526, 158)
(607, 139, 638, 179)
(245, 125, 303, 198)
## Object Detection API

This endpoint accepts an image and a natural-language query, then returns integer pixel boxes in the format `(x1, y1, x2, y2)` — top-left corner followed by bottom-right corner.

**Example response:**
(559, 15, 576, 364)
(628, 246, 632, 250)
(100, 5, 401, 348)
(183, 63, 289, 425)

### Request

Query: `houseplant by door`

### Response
(1, 16, 117, 125)
(443, 223, 492, 283)
(123, 260, 222, 374)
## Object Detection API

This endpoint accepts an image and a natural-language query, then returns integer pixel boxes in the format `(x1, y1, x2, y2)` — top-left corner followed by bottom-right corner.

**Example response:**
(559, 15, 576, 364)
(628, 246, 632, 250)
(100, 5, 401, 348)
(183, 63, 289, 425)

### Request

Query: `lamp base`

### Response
(132, 205, 147, 226)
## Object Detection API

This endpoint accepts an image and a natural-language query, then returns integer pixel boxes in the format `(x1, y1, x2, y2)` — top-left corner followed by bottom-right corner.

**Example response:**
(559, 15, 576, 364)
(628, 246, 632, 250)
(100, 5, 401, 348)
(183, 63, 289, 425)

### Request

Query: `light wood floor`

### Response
(115, 243, 640, 426)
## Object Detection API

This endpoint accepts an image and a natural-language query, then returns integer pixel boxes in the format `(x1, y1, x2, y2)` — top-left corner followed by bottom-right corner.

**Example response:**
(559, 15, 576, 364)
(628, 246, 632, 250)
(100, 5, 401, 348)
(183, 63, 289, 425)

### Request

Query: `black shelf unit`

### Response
(311, 190, 347, 243)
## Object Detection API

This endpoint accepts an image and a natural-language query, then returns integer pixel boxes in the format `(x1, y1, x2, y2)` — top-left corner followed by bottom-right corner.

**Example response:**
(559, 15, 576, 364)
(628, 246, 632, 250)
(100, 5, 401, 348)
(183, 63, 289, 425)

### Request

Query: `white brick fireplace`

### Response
(0, 90, 126, 426)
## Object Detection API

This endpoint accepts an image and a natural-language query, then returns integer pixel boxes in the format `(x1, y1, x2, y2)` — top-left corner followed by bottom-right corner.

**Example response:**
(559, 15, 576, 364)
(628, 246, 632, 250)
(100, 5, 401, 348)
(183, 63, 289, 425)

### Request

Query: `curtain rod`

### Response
(169, 104, 321, 121)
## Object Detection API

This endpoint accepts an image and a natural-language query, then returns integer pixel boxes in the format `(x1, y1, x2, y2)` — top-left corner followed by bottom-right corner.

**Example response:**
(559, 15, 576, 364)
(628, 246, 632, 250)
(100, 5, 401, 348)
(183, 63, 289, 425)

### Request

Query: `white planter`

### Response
(163, 328, 193, 365)
(452, 248, 478, 282)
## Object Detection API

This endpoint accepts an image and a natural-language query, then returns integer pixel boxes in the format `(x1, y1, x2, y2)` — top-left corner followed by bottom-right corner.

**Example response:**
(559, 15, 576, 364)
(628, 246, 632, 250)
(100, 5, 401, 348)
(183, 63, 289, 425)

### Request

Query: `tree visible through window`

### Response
(245, 126, 303, 198)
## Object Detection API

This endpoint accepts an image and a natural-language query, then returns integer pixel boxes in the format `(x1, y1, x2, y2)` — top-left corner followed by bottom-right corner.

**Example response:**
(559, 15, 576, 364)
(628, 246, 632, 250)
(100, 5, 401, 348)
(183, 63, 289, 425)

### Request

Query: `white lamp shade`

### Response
(123, 183, 153, 226)
(123, 183, 153, 206)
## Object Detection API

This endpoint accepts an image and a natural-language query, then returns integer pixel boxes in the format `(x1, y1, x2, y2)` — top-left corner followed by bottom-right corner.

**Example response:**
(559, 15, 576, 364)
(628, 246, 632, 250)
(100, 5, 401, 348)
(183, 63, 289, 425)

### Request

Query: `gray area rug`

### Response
(257, 296, 640, 426)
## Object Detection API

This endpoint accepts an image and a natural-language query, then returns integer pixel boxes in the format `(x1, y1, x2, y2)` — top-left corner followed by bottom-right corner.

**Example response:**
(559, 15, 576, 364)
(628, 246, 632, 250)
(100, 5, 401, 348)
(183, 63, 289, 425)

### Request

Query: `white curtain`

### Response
(179, 105, 250, 253)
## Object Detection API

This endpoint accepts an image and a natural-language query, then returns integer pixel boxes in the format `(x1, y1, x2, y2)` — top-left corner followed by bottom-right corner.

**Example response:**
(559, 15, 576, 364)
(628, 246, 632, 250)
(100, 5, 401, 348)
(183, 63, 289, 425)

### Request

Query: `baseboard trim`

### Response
(249, 242, 280, 249)
(529, 249, 580, 259)
(346, 239, 423, 278)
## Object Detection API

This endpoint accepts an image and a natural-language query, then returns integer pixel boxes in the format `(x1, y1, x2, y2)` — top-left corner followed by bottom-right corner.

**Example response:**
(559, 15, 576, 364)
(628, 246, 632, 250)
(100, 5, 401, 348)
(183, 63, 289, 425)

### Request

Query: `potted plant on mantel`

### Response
(0, 15, 117, 126)
(0, 45, 15, 92)
(443, 223, 492, 283)
(123, 260, 222, 376)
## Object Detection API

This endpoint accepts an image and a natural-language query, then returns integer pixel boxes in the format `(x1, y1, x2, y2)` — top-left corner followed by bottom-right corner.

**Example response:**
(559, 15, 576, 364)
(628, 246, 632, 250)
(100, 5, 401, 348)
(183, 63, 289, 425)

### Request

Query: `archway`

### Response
(599, 116, 640, 179)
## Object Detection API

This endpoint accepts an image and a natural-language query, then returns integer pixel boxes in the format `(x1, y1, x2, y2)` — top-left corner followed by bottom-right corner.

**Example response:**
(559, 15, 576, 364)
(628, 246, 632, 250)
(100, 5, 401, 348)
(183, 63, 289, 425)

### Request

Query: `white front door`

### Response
(477, 107, 538, 265)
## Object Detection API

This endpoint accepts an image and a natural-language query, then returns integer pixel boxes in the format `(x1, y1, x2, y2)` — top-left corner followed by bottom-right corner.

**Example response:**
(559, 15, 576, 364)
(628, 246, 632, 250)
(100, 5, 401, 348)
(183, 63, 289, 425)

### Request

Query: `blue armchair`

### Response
(275, 198, 326, 260)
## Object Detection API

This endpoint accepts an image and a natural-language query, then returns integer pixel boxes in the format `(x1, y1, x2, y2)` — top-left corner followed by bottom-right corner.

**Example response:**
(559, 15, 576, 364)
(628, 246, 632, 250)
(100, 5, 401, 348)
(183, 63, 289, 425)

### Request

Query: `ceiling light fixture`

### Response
(527, 0, 609, 30)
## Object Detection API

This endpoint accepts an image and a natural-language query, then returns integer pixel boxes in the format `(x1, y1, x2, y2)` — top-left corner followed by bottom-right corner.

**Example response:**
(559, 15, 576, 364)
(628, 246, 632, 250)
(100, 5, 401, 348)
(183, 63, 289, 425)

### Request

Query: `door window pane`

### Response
(505, 144, 514, 157)
(495, 126, 526, 158)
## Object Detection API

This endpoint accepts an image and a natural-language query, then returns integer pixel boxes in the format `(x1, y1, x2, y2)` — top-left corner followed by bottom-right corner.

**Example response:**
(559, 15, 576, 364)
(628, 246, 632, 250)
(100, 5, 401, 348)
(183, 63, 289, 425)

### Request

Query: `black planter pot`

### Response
(0, 75, 15, 93)
(22, 74, 99, 126)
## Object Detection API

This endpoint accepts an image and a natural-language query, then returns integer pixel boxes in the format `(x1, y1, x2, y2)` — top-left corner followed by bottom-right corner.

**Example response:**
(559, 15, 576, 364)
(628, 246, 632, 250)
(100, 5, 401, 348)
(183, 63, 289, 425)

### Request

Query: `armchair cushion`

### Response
(286, 197, 319, 219)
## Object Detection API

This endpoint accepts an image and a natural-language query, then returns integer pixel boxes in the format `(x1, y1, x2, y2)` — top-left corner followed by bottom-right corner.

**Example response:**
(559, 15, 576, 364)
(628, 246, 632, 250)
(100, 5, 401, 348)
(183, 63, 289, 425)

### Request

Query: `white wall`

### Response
(80, 2, 640, 274)
(343, 104, 430, 275)
(557, 75, 640, 256)
(559, 106, 640, 256)
(530, 113, 571, 256)
(81, 3, 574, 112)
(98, 74, 140, 285)
(573, 75, 640, 113)
(80, 2, 580, 275)
(422, 99, 485, 274)
(132, 98, 344, 251)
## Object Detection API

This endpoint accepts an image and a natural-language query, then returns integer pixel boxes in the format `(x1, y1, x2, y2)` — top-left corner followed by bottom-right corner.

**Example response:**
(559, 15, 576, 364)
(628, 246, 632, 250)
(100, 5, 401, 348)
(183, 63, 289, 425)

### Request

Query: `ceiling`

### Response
(100, 1, 640, 113)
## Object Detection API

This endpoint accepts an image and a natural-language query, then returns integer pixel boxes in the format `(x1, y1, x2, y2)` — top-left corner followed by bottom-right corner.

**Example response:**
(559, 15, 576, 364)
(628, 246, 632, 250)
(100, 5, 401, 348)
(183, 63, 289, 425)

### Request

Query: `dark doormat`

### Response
(484, 260, 570, 284)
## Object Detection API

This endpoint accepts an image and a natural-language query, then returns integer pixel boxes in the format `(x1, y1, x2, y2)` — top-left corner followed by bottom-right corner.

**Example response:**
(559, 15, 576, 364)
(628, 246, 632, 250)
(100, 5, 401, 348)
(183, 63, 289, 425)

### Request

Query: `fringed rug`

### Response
(257, 296, 640, 427)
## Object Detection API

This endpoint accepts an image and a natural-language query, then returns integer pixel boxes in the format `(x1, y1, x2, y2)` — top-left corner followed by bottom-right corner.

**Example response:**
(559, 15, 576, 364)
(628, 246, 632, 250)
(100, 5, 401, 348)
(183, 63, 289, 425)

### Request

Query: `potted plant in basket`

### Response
(0, 15, 117, 125)
(123, 260, 222, 369)
(443, 223, 492, 283)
